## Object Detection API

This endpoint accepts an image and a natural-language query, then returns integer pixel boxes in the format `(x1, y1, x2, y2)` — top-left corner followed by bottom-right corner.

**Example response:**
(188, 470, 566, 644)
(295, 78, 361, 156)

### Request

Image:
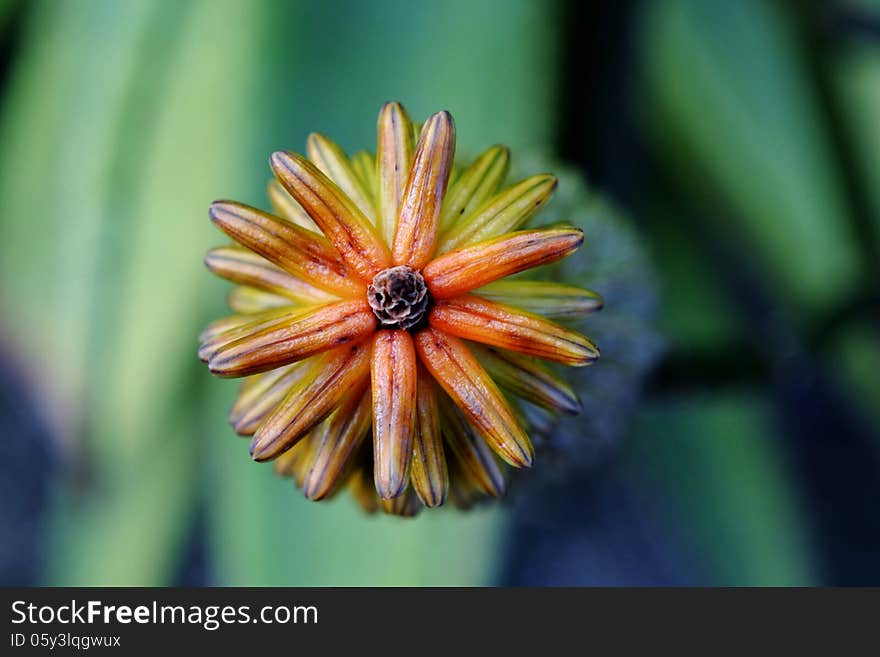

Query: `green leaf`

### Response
(832, 35, 880, 246)
(645, 206, 746, 351)
(630, 393, 817, 585)
(641, 0, 861, 318)
(0, 0, 267, 584)
(828, 323, 880, 446)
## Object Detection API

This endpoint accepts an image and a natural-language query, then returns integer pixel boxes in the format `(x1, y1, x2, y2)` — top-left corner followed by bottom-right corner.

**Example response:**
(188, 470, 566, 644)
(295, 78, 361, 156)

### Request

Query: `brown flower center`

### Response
(367, 266, 430, 331)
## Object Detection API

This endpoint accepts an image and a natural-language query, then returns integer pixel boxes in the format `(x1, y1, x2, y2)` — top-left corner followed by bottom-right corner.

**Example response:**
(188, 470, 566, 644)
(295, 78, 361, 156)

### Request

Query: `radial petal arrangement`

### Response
(200, 102, 602, 515)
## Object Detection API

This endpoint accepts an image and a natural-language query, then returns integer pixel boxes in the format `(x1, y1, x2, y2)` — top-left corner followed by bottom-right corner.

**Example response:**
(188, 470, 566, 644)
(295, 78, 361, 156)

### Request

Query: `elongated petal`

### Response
(438, 174, 557, 253)
(410, 369, 447, 507)
(424, 227, 584, 299)
(267, 179, 319, 231)
(439, 145, 509, 233)
(348, 462, 380, 514)
(371, 329, 417, 499)
(376, 102, 415, 245)
(230, 366, 295, 429)
(199, 314, 252, 345)
(505, 396, 534, 438)
(474, 345, 582, 414)
(392, 111, 455, 268)
(438, 393, 505, 496)
(415, 328, 532, 467)
(351, 150, 378, 203)
(430, 295, 598, 366)
(270, 150, 390, 280)
(291, 431, 319, 489)
(205, 246, 335, 305)
(228, 286, 296, 314)
(228, 362, 312, 435)
(251, 343, 372, 461)
(380, 489, 421, 517)
(518, 399, 556, 440)
(448, 478, 480, 510)
(209, 299, 375, 377)
(303, 385, 372, 500)
(307, 132, 375, 219)
(209, 201, 361, 297)
(273, 439, 304, 477)
(199, 306, 299, 363)
(476, 280, 603, 319)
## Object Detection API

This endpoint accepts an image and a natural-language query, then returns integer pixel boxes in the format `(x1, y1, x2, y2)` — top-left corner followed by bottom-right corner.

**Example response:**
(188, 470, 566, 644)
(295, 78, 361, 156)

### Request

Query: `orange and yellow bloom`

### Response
(200, 102, 602, 515)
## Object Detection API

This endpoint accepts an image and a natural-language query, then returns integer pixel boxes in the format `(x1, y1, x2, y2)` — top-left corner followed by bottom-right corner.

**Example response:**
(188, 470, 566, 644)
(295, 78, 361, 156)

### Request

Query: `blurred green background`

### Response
(1, 0, 878, 586)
